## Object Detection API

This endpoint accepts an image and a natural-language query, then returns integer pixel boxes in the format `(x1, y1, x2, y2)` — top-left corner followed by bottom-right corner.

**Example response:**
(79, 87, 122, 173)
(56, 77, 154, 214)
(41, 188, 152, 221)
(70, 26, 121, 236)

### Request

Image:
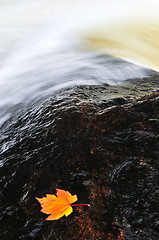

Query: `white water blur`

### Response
(0, 0, 158, 126)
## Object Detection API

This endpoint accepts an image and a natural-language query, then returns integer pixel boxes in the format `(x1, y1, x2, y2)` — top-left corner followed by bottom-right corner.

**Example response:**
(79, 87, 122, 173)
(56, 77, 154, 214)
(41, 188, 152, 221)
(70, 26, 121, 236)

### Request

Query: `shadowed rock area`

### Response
(0, 75, 159, 239)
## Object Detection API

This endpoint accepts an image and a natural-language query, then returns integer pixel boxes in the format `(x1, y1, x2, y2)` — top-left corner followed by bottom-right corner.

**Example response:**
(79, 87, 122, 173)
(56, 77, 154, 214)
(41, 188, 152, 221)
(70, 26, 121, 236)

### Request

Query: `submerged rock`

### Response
(0, 76, 159, 240)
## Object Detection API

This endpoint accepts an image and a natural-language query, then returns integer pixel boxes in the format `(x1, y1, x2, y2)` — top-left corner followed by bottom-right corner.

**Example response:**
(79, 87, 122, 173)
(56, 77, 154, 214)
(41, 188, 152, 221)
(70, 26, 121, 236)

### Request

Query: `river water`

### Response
(0, 0, 159, 126)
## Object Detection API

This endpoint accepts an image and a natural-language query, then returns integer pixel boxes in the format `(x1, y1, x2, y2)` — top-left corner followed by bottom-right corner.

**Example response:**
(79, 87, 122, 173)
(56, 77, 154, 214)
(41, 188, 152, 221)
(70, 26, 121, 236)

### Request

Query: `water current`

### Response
(0, 0, 159, 126)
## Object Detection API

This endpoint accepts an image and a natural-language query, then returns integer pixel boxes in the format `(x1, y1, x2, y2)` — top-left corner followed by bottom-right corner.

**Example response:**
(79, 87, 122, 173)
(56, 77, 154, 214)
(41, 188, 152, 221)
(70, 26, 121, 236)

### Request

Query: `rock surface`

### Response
(0, 75, 159, 240)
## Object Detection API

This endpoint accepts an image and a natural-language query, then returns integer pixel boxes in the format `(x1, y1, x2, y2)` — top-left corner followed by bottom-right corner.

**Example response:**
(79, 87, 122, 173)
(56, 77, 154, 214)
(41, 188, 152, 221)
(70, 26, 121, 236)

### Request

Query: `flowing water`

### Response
(0, 0, 159, 126)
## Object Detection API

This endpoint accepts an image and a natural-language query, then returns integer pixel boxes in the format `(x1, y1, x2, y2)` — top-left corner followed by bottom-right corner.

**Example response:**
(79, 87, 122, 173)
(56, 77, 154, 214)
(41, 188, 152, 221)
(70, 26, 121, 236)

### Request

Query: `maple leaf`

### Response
(36, 189, 90, 220)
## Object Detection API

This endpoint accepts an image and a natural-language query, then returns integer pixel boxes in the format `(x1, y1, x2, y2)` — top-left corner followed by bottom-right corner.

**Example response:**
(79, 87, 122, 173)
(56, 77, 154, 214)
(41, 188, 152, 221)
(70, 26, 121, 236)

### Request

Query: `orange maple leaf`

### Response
(36, 189, 90, 220)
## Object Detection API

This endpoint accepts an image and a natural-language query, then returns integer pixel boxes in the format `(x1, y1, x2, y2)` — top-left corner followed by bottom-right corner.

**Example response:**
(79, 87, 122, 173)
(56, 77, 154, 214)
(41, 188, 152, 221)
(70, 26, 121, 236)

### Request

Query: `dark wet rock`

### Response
(0, 77, 159, 239)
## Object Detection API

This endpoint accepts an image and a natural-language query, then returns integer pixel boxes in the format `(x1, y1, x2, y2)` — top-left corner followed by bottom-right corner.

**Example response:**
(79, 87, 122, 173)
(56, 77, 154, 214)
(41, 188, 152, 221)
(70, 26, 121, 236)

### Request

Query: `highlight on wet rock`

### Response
(36, 189, 90, 220)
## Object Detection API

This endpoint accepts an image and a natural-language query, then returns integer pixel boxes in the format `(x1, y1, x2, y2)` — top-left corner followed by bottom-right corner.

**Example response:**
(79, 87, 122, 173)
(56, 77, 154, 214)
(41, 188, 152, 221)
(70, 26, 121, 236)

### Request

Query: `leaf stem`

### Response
(70, 203, 90, 207)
